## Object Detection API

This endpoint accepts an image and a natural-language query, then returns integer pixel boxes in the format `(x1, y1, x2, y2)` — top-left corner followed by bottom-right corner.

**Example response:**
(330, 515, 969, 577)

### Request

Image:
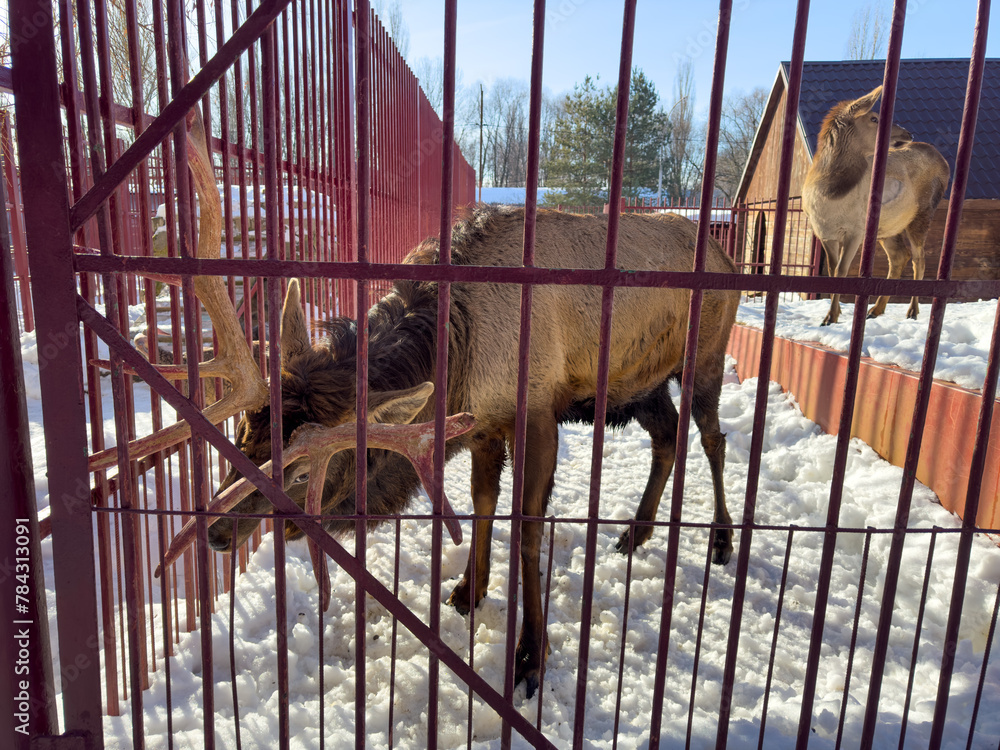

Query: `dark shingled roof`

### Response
(780, 59, 1000, 200)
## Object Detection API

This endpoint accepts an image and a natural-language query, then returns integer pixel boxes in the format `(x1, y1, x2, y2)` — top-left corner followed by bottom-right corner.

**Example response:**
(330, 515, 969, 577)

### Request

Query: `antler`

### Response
(88, 107, 268, 472)
(156, 413, 477, 611)
(98, 102, 475, 611)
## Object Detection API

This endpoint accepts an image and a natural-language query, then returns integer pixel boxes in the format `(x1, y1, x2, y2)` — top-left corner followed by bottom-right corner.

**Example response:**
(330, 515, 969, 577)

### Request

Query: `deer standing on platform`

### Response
(803, 86, 950, 325)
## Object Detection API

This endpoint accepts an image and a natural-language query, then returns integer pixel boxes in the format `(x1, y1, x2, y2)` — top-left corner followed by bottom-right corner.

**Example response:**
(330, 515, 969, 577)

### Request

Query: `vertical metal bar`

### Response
(369, 12, 378, 273)
(716, 3, 808, 748)
(388, 520, 402, 747)
(797, 3, 909, 745)
(245, 0, 264, 373)
(573, 4, 635, 748)
(966, 574, 1000, 750)
(354, 2, 373, 745)
(275, 13, 287, 271)
(500, 2, 545, 744)
(10, 0, 104, 743)
(282, 0, 294, 275)
(1, 113, 32, 333)
(685, 536, 722, 748)
(466, 517, 478, 748)
(166, 0, 214, 745)
(58, 0, 123, 715)
(291, 0, 303, 308)
(648, 1, 733, 745)
(229, 520, 243, 750)
(834, 529, 874, 750)
(316, 2, 328, 703)
(214, 0, 236, 517)
(260, 18, 291, 750)
(338, 0, 357, 315)
(535, 518, 557, 728)
(928, 307, 1000, 746)
(430, 2, 457, 746)
(124, 0, 157, 694)
(326, 0, 339, 309)
(610, 540, 636, 749)
(860, 4, 990, 741)
(151, 0, 184, 696)
(81, 0, 148, 717)
(396, 38, 405, 261)
(897, 529, 937, 750)
(93, 0, 139, 441)
(757, 528, 796, 750)
(298, 0, 312, 317)
(0, 116, 58, 748)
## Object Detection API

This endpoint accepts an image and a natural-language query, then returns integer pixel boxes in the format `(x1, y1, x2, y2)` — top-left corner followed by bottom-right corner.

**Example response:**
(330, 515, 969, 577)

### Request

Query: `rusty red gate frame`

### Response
(3, 0, 1000, 749)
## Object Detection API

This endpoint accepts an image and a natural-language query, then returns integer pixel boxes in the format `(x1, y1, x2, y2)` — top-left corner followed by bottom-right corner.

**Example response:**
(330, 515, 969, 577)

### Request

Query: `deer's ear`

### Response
(281, 279, 310, 364)
(850, 86, 882, 117)
(367, 382, 434, 424)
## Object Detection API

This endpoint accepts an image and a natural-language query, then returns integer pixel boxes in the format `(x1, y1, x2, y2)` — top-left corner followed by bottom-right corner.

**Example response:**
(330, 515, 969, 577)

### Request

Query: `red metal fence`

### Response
(3, 0, 1000, 749)
(2, 110, 32, 332)
(3, 0, 477, 743)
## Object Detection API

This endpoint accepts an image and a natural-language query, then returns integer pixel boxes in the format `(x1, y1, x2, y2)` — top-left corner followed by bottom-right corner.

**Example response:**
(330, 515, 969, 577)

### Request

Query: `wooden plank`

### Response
(727, 324, 1000, 531)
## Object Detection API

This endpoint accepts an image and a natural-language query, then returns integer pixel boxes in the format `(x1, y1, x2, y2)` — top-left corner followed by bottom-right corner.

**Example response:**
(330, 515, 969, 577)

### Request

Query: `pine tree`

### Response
(617, 70, 670, 200)
(544, 70, 670, 206)
(544, 76, 612, 205)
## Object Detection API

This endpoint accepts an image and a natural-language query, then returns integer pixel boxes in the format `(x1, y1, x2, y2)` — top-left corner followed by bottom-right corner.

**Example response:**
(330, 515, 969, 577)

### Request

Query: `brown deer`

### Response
(211, 212, 739, 696)
(153, 108, 739, 699)
(803, 86, 950, 325)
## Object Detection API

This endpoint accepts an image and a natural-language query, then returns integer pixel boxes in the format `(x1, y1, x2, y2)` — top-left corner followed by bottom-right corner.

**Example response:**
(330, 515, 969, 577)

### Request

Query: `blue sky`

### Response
(401, 1, 995, 113)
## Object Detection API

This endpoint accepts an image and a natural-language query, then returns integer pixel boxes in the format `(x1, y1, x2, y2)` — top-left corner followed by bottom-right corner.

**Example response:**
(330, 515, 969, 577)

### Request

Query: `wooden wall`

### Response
(737, 87, 818, 281)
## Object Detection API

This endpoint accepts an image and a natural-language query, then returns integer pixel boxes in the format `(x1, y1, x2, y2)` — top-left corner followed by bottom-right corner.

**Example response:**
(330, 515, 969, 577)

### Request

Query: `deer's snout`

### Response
(207, 524, 233, 551)
(892, 125, 912, 147)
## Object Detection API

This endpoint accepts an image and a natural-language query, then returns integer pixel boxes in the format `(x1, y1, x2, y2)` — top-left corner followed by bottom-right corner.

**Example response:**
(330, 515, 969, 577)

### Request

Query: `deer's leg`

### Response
(823, 237, 862, 326)
(868, 234, 910, 319)
(691, 353, 733, 565)
(514, 413, 559, 699)
(820, 239, 844, 326)
(616, 380, 678, 554)
(905, 218, 932, 319)
(448, 433, 505, 615)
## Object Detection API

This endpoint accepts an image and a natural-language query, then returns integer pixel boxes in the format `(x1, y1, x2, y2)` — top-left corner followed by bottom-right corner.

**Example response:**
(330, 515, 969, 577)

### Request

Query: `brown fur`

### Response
(803, 86, 950, 324)
(209, 206, 739, 697)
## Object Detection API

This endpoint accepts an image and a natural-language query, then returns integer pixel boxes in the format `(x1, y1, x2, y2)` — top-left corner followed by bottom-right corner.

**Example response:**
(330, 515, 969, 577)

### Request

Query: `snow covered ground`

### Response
(18, 295, 1000, 748)
(737, 298, 1000, 393)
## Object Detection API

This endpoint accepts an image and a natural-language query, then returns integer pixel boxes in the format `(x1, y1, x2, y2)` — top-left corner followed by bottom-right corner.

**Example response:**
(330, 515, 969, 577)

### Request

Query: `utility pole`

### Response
(478, 83, 484, 203)
(657, 154, 663, 206)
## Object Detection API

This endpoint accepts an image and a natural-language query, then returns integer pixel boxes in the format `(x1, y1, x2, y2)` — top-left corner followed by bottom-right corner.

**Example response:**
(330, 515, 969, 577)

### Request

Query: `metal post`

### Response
(0, 107, 58, 749)
(1, 112, 32, 333)
(10, 0, 104, 745)
(479, 83, 484, 203)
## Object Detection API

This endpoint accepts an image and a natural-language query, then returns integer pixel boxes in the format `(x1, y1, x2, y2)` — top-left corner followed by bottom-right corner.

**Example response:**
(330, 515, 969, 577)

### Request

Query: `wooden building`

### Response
(735, 59, 1000, 293)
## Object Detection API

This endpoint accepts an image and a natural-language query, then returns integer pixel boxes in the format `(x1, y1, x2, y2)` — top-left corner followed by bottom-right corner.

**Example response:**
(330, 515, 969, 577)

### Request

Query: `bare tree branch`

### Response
(373, 0, 410, 60)
(845, 2, 889, 60)
(715, 86, 768, 199)
(663, 60, 697, 202)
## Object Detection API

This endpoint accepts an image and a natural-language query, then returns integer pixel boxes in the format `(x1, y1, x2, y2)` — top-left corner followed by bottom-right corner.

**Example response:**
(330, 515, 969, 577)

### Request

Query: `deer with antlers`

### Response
(148, 108, 739, 699)
(803, 86, 950, 326)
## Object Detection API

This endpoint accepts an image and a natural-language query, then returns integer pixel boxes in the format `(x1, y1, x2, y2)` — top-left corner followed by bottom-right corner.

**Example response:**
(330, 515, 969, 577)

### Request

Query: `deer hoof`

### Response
(906, 308, 919, 320)
(866, 307, 883, 320)
(616, 525, 653, 554)
(820, 314, 836, 327)
(712, 530, 733, 565)
(515, 637, 548, 700)
(446, 579, 482, 616)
